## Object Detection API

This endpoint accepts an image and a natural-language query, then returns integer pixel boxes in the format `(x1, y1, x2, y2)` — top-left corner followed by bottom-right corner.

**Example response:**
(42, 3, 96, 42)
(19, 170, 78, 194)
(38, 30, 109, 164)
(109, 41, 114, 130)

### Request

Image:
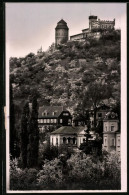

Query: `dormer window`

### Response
(42, 112, 48, 116)
(63, 113, 69, 116)
(98, 113, 102, 118)
(52, 112, 55, 116)
(105, 126, 107, 131)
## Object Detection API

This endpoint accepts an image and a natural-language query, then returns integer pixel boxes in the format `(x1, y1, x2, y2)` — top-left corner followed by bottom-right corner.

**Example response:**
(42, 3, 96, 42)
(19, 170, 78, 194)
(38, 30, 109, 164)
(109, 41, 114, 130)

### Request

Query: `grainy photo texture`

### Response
(6, 2, 127, 192)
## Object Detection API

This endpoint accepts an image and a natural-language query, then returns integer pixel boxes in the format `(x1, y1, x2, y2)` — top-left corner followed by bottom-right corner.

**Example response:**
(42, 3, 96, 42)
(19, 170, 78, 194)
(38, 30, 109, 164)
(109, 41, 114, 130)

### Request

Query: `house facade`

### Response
(38, 106, 72, 132)
(103, 112, 120, 154)
(50, 126, 96, 148)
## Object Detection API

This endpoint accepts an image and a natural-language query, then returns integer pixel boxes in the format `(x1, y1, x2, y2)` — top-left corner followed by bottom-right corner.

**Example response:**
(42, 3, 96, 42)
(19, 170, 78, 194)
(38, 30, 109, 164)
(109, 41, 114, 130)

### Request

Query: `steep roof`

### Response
(51, 126, 86, 135)
(38, 106, 67, 118)
(55, 19, 69, 30)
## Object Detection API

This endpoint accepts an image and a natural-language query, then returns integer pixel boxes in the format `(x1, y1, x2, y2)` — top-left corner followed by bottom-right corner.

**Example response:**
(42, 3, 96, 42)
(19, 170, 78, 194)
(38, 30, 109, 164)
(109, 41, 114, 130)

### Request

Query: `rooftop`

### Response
(55, 19, 69, 30)
(38, 106, 67, 118)
(51, 126, 86, 135)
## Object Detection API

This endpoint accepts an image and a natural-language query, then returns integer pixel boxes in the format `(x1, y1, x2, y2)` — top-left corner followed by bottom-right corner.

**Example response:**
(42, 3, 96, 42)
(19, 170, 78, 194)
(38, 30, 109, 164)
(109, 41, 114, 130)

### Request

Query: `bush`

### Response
(10, 151, 120, 190)
(37, 158, 64, 190)
(10, 158, 38, 190)
(66, 152, 121, 190)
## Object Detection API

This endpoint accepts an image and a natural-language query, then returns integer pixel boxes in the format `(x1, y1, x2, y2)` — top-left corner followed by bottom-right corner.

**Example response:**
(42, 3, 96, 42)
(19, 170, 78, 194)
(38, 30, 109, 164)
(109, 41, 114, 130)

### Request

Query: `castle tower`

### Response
(55, 19, 69, 46)
(89, 15, 98, 30)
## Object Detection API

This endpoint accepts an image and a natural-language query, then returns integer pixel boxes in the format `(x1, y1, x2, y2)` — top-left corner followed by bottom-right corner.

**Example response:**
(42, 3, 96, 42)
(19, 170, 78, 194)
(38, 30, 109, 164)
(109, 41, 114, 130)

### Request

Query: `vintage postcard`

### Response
(5, 2, 127, 193)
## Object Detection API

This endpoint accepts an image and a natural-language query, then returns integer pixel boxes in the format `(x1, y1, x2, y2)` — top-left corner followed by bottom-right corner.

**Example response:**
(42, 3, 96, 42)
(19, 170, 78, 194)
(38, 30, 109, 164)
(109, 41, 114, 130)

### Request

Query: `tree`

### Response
(10, 82, 19, 158)
(83, 81, 112, 127)
(20, 102, 29, 168)
(27, 96, 39, 168)
(79, 110, 92, 154)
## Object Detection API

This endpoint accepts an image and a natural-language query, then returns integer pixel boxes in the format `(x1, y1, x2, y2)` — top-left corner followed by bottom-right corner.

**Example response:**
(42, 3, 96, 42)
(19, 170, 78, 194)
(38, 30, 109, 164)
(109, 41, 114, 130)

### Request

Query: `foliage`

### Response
(58, 144, 74, 158)
(27, 96, 39, 168)
(10, 32, 120, 113)
(41, 142, 58, 161)
(10, 83, 20, 158)
(20, 102, 29, 168)
(10, 158, 38, 190)
(10, 151, 121, 190)
(37, 158, 64, 190)
(66, 152, 120, 190)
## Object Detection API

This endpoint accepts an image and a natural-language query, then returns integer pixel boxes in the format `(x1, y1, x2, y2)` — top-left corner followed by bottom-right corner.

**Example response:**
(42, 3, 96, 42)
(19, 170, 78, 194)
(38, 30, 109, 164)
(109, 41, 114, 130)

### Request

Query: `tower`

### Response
(89, 15, 98, 30)
(55, 19, 69, 46)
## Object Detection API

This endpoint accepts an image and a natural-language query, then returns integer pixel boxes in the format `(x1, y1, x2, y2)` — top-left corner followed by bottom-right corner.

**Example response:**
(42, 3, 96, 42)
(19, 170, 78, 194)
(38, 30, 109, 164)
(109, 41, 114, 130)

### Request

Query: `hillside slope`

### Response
(10, 30, 120, 115)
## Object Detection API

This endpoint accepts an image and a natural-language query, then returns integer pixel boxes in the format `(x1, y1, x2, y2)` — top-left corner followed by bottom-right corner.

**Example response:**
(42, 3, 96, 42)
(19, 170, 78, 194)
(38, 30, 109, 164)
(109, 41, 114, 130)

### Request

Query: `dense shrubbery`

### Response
(10, 158, 38, 190)
(10, 151, 121, 190)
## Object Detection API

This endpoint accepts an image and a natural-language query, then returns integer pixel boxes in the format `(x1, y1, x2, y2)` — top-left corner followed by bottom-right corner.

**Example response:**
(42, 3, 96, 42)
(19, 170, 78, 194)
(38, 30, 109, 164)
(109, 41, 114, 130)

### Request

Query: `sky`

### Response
(6, 3, 126, 58)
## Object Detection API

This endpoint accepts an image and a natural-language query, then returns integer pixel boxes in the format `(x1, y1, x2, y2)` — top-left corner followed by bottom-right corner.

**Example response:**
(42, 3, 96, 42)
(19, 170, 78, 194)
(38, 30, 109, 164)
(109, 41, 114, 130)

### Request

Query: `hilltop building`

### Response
(38, 106, 72, 131)
(70, 15, 115, 41)
(103, 112, 120, 154)
(55, 19, 69, 46)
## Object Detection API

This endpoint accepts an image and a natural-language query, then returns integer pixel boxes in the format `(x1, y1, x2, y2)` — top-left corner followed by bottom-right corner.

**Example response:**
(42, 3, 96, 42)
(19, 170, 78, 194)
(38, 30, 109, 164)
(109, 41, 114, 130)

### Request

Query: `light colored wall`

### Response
(116, 133, 120, 153)
(104, 121, 118, 132)
(50, 135, 60, 146)
(103, 133, 116, 152)
(77, 135, 85, 147)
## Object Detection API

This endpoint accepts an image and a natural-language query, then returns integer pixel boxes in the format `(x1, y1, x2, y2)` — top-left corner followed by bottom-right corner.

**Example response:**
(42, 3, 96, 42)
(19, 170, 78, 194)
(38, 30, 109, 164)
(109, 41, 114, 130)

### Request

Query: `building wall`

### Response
(104, 121, 118, 132)
(89, 18, 98, 30)
(55, 28, 68, 45)
(103, 133, 116, 152)
(99, 19, 115, 29)
(77, 135, 86, 147)
(70, 33, 84, 41)
(50, 135, 61, 146)
(50, 134, 85, 148)
(116, 133, 120, 153)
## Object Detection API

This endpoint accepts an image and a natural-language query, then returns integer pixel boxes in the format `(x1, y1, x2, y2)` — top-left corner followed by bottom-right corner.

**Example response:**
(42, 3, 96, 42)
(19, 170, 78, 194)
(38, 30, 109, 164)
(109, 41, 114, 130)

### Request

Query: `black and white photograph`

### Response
(6, 2, 127, 192)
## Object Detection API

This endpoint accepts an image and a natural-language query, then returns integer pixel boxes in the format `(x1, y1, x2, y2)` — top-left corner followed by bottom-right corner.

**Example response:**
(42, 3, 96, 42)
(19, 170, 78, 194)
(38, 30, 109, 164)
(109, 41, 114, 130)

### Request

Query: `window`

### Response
(63, 137, 66, 144)
(110, 138, 115, 146)
(52, 112, 55, 116)
(42, 112, 48, 116)
(46, 119, 50, 123)
(56, 138, 58, 145)
(105, 126, 107, 131)
(68, 119, 71, 124)
(52, 138, 53, 145)
(54, 119, 57, 123)
(117, 139, 120, 146)
(111, 126, 114, 131)
(63, 113, 69, 116)
(98, 113, 102, 118)
(44, 119, 47, 123)
(60, 119, 63, 123)
(51, 119, 53, 123)
(104, 138, 107, 146)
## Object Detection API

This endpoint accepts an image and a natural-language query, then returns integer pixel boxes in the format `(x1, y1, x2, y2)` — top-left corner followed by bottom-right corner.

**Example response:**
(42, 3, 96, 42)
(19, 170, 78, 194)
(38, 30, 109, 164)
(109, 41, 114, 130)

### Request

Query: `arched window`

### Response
(68, 137, 71, 144)
(63, 137, 66, 144)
